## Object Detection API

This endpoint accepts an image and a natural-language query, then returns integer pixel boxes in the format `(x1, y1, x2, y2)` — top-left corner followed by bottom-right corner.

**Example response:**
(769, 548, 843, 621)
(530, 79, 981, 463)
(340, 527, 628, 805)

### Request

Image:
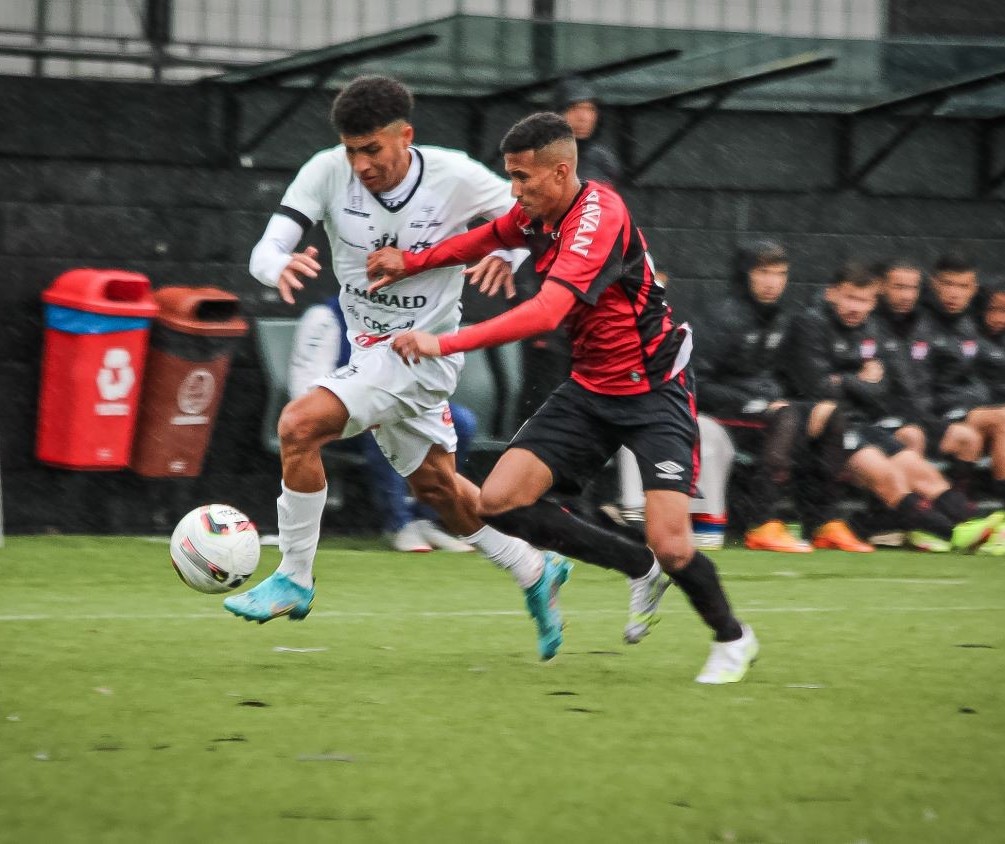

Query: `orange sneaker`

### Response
(812, 519, 875, 553)
(744, 520, 813, 553)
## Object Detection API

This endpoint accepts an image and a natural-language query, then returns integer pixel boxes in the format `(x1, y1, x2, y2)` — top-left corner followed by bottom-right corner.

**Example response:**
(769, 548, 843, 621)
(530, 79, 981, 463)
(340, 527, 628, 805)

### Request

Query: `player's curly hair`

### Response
(499, 112, 574, 154)
(330, 75, 413, 136)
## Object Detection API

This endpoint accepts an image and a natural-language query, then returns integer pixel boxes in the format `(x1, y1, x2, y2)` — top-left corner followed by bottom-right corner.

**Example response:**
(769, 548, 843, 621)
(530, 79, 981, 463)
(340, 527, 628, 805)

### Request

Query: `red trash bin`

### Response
(37, 269, 159, 469)
(130, 287, 248, 478)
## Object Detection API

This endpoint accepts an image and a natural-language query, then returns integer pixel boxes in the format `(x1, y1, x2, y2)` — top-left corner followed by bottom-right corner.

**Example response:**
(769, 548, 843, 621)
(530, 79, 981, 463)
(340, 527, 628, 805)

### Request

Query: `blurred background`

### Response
(2, 0, 1004, 534)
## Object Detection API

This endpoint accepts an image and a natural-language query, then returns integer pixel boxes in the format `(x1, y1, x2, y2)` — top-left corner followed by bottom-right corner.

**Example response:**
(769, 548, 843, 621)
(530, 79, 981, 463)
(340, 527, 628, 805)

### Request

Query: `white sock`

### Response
(618, 447, 646, 511)
(463, 525, 544, 590)
(275, 482, 327, 589)
(630, 559, 661, 586)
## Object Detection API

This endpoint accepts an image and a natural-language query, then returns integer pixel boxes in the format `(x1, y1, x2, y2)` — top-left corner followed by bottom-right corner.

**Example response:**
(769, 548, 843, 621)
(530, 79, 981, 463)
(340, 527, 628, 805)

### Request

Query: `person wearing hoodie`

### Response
(923, 253, 1005, 551)
(977, 277, 1005, 404)
(695, 240, 871, 553)
(784, 260, 1001, 553)
(874, 258, 984, 474)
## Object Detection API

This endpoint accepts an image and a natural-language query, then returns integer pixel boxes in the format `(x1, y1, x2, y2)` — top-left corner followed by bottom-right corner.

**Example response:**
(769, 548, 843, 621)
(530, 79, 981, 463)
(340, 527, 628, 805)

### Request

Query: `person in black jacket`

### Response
(696, 240, 872, 552)
(554, 75, 622, 188)
(925, 252, 1005, 526)
(874, 258, 984, 468)
(784, 261, 1002, 553)
(977, 277, 1005, 405)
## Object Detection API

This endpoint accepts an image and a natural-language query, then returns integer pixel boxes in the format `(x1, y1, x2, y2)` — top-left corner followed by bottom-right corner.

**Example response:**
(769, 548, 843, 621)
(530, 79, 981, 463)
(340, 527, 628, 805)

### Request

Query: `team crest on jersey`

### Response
(961, 340, 978, 358)
(860, 339, 877, 359)
(911, 340, 929, 360)
(442, 406, 453, 426)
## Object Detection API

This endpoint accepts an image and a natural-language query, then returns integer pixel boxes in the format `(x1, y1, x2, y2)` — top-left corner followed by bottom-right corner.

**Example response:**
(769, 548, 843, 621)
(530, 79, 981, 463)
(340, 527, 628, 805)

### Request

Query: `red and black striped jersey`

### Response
(403, 180, 691, 395)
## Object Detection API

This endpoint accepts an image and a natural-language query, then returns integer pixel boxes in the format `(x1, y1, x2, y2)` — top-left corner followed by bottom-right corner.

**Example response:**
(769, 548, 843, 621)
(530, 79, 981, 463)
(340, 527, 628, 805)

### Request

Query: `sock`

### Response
(933, 489, 975, 524)
(993, 479, 1005, 502)
(668, 551, 743, 642)
(800, 407, 846, 531)
(630, 559, 661, 586)
(463, 525, 543, 590)
(484, 499, 654, 579)
(762, 404, 802, 484)
(948, 458, 976, 492)
(893, 492, 954, 540)
(275, 483, 327, 589)
(617, 447, 645, 511)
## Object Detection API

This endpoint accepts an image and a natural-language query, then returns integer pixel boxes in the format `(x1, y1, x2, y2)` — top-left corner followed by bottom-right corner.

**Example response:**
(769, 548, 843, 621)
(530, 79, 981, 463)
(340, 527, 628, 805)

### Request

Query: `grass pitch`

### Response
(1, 536, 1004, 843)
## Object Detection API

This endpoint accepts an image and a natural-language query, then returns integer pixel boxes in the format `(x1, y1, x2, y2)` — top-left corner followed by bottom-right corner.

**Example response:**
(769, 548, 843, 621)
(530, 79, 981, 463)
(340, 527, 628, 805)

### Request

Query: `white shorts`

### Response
(313, 343, 464, 477)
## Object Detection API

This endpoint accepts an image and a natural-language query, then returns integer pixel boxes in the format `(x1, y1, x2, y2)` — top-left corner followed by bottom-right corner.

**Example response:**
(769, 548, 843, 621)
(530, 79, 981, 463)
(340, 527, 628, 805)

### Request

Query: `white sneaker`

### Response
(415, 519, 475, 553)
(695, 623, 759, 684)
(623, 561, 672, 644)
(388, 521, 433, 553)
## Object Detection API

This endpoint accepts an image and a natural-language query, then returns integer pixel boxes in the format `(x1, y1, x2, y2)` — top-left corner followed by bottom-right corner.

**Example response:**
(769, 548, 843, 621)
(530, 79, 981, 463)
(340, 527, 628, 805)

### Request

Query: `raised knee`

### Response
(649, 530, 694, 572)
(476, 490, 509, 520)
(410, 468, 456, 509)
(278, 404, 319, 452)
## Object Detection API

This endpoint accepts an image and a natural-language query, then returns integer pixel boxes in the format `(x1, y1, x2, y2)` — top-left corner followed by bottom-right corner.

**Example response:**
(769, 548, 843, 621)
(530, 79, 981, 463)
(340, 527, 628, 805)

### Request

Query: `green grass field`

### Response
(1, 536, 1004, 843)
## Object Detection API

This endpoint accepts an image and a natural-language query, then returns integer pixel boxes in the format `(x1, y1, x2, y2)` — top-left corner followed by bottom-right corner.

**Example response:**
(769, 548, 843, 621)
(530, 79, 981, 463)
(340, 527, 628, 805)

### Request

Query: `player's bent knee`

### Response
(649, 530, 694, 572)
(409, 469, 457, 511)
(278, 405, 325, 452)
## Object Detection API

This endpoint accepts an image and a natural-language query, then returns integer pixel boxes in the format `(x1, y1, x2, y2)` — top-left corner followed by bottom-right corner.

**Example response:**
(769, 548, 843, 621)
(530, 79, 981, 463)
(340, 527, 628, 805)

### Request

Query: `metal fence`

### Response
(0, 0, 883, 81)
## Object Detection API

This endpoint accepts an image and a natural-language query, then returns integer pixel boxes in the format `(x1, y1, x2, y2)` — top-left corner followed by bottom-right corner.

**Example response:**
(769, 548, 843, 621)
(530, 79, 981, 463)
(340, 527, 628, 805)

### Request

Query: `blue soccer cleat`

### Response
(223, 572, 315, 624)
(523, 552, 572, 661)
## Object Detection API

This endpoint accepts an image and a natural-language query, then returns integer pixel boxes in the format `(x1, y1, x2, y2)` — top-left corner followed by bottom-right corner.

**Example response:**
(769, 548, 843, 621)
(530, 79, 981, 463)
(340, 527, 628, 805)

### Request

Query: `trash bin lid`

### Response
(42, 269, 159, 318)
(153, 286, 249, 336)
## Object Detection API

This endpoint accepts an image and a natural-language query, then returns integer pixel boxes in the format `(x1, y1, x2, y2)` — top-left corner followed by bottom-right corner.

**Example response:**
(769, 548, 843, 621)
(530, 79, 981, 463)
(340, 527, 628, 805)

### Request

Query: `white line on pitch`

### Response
(1, 605, 1004, 623)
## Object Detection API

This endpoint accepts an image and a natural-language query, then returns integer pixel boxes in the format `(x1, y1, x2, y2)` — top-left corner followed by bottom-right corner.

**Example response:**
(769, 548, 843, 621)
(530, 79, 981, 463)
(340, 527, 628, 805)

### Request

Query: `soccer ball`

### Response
(169, 504, 260, 594)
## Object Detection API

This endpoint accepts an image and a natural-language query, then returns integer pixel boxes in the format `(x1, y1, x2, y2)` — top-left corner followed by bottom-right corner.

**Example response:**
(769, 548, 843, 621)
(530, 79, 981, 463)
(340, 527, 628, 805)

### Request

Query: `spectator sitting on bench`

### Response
(783, 261, 1001, 553)
(290, 297, 476, 552)
(695, 240, 870, 553)
(977, 276, 1005, 406)
(874, 257, 985, 485)
(923, 253, 1005, 510)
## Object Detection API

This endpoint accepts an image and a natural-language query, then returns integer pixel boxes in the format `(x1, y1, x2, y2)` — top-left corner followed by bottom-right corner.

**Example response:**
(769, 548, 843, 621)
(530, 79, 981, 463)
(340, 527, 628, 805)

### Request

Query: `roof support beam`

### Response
(207, 30, 438, 165)
(844, 64, 1005, 190)
(626, 51, 835, 181)
(480, 47, 682, 102)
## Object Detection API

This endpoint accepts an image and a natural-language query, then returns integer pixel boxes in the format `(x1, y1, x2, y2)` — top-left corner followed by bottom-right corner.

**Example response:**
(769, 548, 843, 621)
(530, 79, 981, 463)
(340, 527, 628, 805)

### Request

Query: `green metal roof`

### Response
(208, 14, 1005, 117)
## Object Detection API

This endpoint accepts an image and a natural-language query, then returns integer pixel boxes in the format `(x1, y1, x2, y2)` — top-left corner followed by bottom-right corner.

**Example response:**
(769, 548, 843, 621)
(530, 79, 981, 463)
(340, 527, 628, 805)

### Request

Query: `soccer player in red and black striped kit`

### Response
(368, 112, 756, 684)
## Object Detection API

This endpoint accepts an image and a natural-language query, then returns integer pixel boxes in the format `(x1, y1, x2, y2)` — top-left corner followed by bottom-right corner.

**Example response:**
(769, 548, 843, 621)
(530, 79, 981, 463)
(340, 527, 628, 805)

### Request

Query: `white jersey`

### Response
(277, 145, 515, 348)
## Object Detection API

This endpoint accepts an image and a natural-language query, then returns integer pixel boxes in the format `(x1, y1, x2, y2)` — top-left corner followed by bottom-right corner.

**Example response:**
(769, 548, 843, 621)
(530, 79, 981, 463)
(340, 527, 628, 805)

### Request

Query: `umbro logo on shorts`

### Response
(655, 460, 684, 481)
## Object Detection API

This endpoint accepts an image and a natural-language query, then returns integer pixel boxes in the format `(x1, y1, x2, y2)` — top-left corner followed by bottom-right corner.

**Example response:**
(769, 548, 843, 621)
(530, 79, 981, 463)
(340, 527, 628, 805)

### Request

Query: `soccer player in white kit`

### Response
(223, 75, 572, 660)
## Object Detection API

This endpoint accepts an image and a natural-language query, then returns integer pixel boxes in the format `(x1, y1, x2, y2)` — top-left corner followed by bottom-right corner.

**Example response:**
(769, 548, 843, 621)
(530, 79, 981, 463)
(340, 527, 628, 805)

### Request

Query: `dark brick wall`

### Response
(1, 75, 1003, 533)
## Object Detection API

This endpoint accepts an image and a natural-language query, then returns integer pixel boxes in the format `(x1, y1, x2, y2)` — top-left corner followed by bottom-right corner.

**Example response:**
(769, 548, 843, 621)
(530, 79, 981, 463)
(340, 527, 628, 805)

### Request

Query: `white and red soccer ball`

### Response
(169, 504, 260, 594)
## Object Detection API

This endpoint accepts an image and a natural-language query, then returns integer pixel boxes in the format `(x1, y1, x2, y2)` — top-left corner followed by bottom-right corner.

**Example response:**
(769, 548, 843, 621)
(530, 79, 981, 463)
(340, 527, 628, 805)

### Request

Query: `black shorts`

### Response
(844, 422, 904, 457)
(509, 369, 700, 497)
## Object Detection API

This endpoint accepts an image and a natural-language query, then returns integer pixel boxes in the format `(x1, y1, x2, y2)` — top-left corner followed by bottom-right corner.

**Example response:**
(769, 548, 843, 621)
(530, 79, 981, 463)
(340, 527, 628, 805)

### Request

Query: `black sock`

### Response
(669, 551, 743, 642)
(762, 405, 801, 484)
(948, 458, 976, 492)
(484, 499, 654, 578)
(894, 492, 955, 540)
(799, 408, 845, 531)
(992, 479, 1005, 502)
(933, 489, 975, 524)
